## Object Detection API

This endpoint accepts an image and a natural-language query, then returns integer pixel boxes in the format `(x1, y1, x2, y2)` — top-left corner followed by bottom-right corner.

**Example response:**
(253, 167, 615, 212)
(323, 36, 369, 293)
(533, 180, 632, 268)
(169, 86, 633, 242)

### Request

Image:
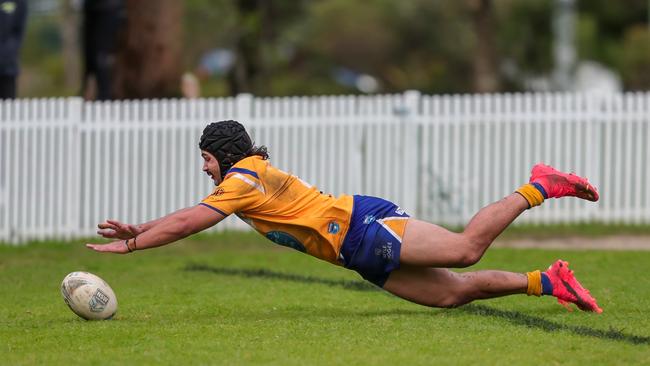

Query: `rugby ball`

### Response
(60, 272, 118, 320)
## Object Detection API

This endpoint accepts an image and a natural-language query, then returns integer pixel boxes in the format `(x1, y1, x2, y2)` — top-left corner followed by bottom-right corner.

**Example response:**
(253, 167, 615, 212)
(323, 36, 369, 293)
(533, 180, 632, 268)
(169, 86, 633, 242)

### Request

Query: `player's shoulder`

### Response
(224, 155, 268, 182)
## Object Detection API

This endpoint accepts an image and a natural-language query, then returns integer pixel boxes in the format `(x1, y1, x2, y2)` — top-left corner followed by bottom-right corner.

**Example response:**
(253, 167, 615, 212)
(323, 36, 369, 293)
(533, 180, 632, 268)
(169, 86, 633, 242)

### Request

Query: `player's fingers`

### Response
(106, 219, 126, 229)
(99, 224, 122, 234)
(85, 243, 102, 251)
(97, 222, 117, 229)
(86, 243, 123, 254)
(97, 229, 117, 238)
(128, 224, 140, 234)
(102, 221, 133, 235)
(116, 222, 133, 233)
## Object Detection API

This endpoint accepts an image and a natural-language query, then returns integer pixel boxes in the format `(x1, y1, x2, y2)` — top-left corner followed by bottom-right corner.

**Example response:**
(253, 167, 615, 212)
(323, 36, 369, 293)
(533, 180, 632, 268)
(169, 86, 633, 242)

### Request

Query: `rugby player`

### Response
(87, 120, 602, 313)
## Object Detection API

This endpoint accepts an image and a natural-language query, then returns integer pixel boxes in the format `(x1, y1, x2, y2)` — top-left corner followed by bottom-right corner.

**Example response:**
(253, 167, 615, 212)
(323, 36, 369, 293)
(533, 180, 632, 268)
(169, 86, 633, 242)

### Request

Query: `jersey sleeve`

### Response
(200, 174, 264, 216)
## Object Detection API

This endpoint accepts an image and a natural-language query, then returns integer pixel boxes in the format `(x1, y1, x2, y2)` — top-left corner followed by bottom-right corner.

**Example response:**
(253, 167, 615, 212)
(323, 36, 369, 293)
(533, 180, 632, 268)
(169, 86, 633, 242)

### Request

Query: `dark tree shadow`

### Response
(460, 304, 650, 346)
(185, 264, 650, 346)
(185, 263, 379, 292)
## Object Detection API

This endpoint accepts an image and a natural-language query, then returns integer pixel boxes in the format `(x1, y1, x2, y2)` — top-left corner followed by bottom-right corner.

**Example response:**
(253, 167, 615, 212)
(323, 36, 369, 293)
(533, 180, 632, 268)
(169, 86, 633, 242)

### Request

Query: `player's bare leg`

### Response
(383, 164, 602, 312)
(383, 259, 601, 312)
(383, 194, 530, 308)
(398, 163, 600, 269)
(383, 266, 527, 308)
(398, 193, 529, 269)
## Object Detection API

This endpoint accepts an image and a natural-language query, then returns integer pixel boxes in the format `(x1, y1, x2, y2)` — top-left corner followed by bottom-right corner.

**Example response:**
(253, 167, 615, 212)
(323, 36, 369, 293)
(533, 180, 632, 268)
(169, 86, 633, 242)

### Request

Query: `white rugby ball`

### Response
(60, 271, 118, 320)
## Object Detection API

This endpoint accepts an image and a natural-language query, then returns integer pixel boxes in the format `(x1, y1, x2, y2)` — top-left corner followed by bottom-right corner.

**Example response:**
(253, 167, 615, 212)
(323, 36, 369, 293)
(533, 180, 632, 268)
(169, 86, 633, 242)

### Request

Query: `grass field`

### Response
(2, 231, 650, 365)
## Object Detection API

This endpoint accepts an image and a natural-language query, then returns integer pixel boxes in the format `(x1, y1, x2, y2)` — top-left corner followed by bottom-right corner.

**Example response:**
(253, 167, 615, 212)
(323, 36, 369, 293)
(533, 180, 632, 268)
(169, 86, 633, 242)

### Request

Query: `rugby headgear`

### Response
(199, 120, 253, 178)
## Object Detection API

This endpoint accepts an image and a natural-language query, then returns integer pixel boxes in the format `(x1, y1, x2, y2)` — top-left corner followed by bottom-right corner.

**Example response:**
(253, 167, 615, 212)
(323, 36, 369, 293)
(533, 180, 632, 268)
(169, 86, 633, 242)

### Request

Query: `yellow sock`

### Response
(526, 270, 542, 297)
(516, 184, 545, 208)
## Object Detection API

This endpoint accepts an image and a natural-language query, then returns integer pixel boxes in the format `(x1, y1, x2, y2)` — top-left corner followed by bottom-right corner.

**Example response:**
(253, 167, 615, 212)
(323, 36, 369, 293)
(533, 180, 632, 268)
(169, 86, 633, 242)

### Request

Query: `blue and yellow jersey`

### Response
(200, 156, 353, 265)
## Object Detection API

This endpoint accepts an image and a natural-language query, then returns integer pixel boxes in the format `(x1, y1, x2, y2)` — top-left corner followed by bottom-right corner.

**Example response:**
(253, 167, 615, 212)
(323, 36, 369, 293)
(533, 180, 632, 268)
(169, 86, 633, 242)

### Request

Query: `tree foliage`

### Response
(17, 0, 650, 97)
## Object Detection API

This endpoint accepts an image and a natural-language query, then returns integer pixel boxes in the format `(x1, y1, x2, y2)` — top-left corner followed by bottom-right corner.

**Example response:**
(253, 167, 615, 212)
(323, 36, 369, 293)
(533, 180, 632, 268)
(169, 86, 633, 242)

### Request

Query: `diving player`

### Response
(87, 120, 602, 313)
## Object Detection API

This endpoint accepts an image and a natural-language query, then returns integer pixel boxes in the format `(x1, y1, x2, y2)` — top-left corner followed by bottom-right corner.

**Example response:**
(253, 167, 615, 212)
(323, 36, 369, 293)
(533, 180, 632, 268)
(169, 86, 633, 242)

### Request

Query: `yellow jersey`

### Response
(200, 156, 353, 265)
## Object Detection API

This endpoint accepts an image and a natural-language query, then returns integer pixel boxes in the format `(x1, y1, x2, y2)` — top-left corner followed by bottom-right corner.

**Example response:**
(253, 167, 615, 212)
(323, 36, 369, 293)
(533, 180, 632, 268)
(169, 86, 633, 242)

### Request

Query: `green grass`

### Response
(1, 233, 650, 365)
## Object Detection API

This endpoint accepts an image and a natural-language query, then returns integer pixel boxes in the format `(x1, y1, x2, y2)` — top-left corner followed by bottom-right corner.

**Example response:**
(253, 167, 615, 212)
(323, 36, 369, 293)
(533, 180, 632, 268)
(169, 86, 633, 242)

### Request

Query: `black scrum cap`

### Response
(199, 120, 252, 178)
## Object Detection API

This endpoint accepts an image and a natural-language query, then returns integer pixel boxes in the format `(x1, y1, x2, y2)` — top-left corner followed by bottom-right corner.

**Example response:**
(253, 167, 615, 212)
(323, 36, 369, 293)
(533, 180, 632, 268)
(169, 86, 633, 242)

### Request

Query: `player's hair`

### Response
(199, 120, 269, 178)
(247, 145, 269, 160)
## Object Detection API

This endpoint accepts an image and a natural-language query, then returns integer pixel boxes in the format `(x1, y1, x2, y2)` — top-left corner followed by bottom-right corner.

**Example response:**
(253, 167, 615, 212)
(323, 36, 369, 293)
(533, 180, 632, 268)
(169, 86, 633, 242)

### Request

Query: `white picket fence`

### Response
(1, 91, 649, 243)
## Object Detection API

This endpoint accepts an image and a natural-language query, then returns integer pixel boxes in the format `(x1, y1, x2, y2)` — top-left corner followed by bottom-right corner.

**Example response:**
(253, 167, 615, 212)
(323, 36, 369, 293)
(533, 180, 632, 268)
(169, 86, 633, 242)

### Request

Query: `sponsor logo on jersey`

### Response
(266, 231, 306, 252)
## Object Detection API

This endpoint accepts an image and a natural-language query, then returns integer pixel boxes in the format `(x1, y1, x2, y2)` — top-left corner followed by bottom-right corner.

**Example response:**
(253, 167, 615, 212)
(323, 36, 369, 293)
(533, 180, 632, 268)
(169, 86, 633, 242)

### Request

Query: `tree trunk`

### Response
(228, 0, 278, 95)
(469, 0, 500, 93)
(59, 0, 81, 92)
(113, 0, 183, 99)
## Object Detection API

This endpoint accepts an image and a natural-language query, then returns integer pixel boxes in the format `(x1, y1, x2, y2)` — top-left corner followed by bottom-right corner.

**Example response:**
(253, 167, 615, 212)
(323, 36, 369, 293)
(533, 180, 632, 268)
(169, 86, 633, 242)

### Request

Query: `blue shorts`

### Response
(339, 195, 410, 287)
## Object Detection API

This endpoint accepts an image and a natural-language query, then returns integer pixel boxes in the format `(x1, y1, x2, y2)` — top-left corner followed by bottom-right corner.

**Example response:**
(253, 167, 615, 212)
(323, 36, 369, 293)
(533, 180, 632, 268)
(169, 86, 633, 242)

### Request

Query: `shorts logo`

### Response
(363, 215, 376, 224)
(328, 221, 340, 234)
(211, 187, 225, 197)
(395, 207, 405, 215)
(89, 289, 110, 313)
(374, 242, 393, 259)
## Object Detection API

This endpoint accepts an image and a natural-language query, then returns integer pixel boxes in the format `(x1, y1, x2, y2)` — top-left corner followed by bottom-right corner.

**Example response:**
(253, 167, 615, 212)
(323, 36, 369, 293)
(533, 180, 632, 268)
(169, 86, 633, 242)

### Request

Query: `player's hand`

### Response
(97, 219, 142, 239)
(85, 240, 130, 254)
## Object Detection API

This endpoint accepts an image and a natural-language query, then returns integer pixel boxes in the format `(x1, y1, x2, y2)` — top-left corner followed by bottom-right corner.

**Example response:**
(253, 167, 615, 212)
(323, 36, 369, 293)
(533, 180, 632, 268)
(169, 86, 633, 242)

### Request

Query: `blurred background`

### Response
(12, 0, 650, 99)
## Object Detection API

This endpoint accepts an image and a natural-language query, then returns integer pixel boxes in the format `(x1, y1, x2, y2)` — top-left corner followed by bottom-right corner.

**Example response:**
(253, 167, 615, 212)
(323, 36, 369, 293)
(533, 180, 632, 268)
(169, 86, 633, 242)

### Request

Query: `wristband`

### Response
(124, 239, 133, 253)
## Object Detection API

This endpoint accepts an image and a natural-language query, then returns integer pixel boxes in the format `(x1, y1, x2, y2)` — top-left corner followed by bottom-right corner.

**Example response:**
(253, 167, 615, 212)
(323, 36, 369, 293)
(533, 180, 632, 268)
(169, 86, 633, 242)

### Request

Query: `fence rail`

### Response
(1, 91, 649, 243)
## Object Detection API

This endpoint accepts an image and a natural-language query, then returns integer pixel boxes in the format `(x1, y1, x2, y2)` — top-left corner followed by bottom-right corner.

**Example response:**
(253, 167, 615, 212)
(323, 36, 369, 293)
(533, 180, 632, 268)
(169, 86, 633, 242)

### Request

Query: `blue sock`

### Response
(531, 182, 549, 199)
(541, 273, 553, 295)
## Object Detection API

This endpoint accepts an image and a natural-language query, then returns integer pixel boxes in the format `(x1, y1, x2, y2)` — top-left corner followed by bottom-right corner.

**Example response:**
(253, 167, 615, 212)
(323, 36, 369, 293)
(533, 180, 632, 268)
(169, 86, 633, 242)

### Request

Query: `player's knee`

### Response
(425, 282, 474, 308)
(456, 249, 482, 268)
(431, 293, 472, 308)
(454, 236, 484, 267)
(464, 233, 492, 252)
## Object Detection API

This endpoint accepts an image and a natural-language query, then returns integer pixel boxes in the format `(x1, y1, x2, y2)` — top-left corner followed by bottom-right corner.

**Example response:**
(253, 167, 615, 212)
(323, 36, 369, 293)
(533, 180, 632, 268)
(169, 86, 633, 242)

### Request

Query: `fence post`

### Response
(236, 93, 254, 121)
(0, 101, 7, 242)
(66, 97, 83, 240)
(585, 92, 605, 222)
(402, 90, 421, 216)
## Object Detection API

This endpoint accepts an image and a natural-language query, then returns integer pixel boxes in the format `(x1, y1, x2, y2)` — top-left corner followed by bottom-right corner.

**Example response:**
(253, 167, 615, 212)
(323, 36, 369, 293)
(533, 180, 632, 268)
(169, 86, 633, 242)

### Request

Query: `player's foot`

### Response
(529, 163, 599, 202)
(544, 259, 602, 313)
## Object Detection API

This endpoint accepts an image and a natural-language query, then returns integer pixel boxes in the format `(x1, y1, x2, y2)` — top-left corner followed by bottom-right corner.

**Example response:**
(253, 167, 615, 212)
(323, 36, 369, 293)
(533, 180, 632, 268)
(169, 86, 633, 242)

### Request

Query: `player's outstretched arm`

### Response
(96, 207, 196, 239)
(86, 205, 225, 254)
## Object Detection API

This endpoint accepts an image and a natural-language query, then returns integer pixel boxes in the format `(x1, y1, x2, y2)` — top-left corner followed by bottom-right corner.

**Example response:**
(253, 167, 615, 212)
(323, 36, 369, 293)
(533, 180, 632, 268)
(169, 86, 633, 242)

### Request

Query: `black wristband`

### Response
(133, 236, 137, 251)
(124, 239, 133, 253)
